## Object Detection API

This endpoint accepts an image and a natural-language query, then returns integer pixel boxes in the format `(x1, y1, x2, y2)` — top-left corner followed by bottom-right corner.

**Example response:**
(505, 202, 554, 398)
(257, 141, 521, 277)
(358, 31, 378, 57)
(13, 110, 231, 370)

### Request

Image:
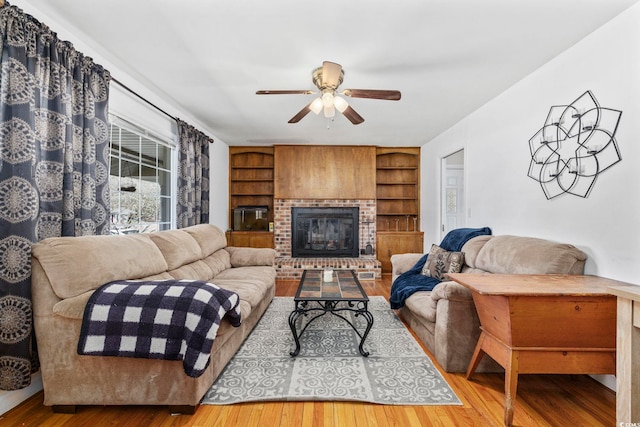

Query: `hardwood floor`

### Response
(1, 277, 615, 426)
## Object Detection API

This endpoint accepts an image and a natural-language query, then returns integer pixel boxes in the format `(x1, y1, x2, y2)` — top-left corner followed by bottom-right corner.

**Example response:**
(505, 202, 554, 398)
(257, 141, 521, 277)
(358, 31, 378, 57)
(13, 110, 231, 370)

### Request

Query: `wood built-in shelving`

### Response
(375, 147, 420, 232)
(228, 146, 420, 255)
(229, 147, 274, 233)
(375, 147, 422, 273)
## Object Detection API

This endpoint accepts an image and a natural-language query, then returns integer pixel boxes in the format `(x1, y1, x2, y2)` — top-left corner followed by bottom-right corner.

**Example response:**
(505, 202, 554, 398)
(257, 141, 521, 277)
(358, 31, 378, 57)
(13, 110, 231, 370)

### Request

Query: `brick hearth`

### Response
(275, 256, 381, 280)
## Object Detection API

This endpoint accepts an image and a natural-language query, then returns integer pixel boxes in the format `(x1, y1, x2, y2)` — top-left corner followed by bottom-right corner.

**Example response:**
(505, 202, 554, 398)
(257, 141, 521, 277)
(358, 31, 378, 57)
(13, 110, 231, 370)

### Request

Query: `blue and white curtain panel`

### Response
(0, 3, 111, 390)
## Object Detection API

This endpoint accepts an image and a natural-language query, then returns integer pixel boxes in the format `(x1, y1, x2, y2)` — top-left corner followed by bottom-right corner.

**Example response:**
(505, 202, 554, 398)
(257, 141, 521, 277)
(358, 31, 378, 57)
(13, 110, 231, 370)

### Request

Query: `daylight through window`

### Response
(109, 117, 174, 234)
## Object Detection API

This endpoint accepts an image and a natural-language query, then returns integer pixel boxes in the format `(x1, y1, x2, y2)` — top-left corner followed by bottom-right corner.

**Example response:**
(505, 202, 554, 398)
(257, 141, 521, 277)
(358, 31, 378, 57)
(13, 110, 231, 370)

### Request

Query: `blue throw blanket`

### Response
(389, 227, 492, 309)
(78, 279, 241, 378)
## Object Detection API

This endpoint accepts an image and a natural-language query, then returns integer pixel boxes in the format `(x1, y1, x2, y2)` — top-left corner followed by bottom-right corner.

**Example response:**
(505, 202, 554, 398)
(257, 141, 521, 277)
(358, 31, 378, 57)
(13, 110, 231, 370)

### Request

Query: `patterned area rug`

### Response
(202, 296, 461, 405)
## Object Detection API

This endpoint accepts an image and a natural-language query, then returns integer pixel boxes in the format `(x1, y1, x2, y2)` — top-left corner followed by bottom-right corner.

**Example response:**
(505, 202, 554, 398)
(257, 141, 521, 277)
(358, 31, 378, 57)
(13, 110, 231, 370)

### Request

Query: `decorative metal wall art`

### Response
(527, 90, 622, 199)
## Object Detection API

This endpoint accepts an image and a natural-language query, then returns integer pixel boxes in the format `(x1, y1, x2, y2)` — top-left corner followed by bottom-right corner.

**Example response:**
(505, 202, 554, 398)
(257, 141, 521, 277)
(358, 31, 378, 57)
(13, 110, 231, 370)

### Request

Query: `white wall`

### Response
(208, 141, 230, 230)
(422, 2, 640, 284)
(421, 3, 640, 392)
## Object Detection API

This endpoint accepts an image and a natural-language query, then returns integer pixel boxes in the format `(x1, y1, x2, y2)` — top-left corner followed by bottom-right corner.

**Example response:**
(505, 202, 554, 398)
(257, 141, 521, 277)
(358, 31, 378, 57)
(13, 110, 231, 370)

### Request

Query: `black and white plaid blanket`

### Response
(77, 279, 241, 378)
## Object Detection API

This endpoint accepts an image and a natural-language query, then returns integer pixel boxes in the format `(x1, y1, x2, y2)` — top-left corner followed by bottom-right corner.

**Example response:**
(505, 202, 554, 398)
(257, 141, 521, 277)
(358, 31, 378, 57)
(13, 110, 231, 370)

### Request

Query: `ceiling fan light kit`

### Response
(309, 97, 323, 115)
(321, 91, 336, 118)
(257, 61, 401, 125)
(333, 96, 349, 113)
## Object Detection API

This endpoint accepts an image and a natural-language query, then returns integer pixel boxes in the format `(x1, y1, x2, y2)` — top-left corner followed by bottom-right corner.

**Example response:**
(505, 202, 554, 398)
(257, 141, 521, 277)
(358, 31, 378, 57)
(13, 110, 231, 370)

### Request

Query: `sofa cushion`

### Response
(182, 224, 227, 258)
(31, 234, 168, 299)
(214, 266, 277, 310)
(404, 291, 437, 323)
(461, 235, 493, 268)
(403, 281, 474, 334)
(421, 244, 465, 280)
(51, 272, 182, 320)
(203, 251, 233, 277)
(148, 229, 202, 270)
(475, 235, 587, 274)
(226, 247, 276, 267)
(167, 260, 215, 282)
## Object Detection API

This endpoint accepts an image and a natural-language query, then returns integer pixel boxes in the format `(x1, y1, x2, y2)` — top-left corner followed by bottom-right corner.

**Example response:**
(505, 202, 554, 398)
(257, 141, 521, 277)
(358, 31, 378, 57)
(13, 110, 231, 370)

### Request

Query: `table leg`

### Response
(356, 309, 374, 357)
(466, 332, 487, 380)
(288, 305, 305, 357)
(504, 350, 519, 427)
(289, 300, 374, 357)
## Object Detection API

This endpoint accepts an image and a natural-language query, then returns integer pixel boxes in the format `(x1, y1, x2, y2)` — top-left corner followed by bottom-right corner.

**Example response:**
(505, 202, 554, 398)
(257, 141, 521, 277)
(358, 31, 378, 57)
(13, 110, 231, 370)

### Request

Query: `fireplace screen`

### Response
(291, 207, 359, 257)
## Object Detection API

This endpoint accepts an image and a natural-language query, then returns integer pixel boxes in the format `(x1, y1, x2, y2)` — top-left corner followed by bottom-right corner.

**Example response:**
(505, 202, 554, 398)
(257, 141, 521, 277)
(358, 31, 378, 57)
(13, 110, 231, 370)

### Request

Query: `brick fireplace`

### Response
(274, 199, 382, 280)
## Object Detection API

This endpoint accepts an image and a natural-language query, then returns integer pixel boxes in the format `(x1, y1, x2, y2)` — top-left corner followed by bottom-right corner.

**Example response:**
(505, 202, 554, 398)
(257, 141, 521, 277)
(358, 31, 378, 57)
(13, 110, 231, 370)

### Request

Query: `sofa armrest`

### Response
(390, 253, 423, 278)
(431, 280, 474, 303)
(225, 246, 276, 267)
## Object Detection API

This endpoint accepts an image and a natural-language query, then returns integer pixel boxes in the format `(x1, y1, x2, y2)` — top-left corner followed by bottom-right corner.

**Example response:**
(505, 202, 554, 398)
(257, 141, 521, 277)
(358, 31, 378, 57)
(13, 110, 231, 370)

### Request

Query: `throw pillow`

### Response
(421, 244, 465, 280)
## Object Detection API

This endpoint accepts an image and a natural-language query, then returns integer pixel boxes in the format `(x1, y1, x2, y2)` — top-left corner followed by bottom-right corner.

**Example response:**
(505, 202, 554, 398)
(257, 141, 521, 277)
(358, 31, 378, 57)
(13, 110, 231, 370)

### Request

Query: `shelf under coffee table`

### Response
(289, 269, 374, 357)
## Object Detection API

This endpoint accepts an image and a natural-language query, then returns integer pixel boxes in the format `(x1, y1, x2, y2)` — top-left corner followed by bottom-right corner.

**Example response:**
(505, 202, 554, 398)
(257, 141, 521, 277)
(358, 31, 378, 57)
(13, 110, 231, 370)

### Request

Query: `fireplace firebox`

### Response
(291, 207, 359, 257)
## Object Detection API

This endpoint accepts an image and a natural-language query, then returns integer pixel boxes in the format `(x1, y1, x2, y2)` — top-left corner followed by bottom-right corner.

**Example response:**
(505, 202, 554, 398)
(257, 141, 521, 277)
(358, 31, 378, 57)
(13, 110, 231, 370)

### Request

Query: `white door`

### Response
(441, 150, 465, 240)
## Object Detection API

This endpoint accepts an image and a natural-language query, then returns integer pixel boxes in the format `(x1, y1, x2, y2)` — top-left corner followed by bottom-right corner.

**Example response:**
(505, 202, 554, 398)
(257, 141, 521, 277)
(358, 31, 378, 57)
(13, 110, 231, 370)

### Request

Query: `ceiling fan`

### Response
(256, 61, 401, 125)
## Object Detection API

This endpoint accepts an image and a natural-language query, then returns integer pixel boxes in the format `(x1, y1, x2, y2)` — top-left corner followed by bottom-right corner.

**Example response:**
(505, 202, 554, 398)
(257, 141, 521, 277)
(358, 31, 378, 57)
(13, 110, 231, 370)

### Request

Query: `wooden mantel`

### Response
(274, 145, 376, 200)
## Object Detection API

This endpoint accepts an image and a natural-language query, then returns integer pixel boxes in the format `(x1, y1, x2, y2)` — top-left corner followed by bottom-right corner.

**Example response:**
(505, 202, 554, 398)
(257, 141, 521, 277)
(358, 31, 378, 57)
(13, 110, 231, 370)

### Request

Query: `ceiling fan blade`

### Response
(288, 102, 314, 123)
(342, 89, 401, 101)
(341, 105, 365, 125)
(256, 90, 315, 95)
(322, 61, 343, 88)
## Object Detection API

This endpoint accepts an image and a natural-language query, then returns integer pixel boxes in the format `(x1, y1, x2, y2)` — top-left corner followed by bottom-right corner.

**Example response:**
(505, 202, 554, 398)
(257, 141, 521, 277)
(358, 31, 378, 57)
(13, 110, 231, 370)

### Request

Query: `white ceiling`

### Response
(15, 0, 640, 146)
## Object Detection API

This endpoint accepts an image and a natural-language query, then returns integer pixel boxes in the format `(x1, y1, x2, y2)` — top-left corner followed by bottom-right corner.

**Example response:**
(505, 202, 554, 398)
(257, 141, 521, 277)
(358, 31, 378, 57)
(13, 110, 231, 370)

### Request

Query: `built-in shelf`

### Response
(376, 166, 418, 170)
(375, 147, 422, 273)
(229, 147, 274, 246)
(375, 148, 419, 224)
(377, 182, 417, 185)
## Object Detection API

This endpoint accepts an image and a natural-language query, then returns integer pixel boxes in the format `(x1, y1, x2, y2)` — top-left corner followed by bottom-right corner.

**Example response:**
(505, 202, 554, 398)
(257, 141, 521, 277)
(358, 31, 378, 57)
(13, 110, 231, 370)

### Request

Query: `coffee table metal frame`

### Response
(289, 269, 374, 357)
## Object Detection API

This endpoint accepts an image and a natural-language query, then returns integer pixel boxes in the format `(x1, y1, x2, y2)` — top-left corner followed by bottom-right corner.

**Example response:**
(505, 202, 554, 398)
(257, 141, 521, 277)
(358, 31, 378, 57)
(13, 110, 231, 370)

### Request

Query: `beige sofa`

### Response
(391, 234, 587, 373)
(31, 224, 276, 413)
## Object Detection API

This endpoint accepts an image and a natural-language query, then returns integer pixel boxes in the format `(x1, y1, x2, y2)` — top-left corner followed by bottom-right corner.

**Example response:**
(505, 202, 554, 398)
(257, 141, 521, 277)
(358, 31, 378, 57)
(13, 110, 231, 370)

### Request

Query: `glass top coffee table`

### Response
(289, 269, 374, 357)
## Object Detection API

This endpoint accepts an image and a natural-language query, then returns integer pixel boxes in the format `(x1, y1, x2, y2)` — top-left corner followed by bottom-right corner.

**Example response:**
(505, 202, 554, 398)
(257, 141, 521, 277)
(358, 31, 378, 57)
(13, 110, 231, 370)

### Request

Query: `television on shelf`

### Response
(233, 206, 269, 231)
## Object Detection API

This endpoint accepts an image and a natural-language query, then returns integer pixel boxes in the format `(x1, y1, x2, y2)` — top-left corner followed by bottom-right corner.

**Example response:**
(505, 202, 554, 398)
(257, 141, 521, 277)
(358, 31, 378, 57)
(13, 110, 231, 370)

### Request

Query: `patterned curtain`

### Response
(176, 119, 211, 228)
(0, 4, 111, 390)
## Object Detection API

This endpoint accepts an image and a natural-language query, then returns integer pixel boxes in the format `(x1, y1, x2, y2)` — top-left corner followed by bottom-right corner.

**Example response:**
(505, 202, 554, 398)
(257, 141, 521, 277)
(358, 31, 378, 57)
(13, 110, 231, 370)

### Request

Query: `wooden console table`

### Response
(609, 284, 640, 424)
(447, 273, 620, 427)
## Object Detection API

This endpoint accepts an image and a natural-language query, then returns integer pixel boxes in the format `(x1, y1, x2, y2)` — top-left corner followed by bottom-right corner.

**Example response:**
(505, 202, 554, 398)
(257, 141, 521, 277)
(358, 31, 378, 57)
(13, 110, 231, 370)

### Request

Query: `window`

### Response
(108, 116, 174, 233)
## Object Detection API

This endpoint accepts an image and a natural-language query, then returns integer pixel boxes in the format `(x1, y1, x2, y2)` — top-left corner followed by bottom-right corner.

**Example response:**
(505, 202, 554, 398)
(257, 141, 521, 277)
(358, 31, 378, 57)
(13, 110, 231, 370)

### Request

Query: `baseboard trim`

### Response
(0, 373, 43, 416)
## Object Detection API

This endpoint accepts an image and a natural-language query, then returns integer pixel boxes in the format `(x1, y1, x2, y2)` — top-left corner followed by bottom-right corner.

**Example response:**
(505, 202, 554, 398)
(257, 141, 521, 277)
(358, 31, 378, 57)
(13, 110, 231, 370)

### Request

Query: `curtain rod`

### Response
(0, 3, 172, 122)
(111, 77, 178, 123)
(111, 77, 214, 143)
